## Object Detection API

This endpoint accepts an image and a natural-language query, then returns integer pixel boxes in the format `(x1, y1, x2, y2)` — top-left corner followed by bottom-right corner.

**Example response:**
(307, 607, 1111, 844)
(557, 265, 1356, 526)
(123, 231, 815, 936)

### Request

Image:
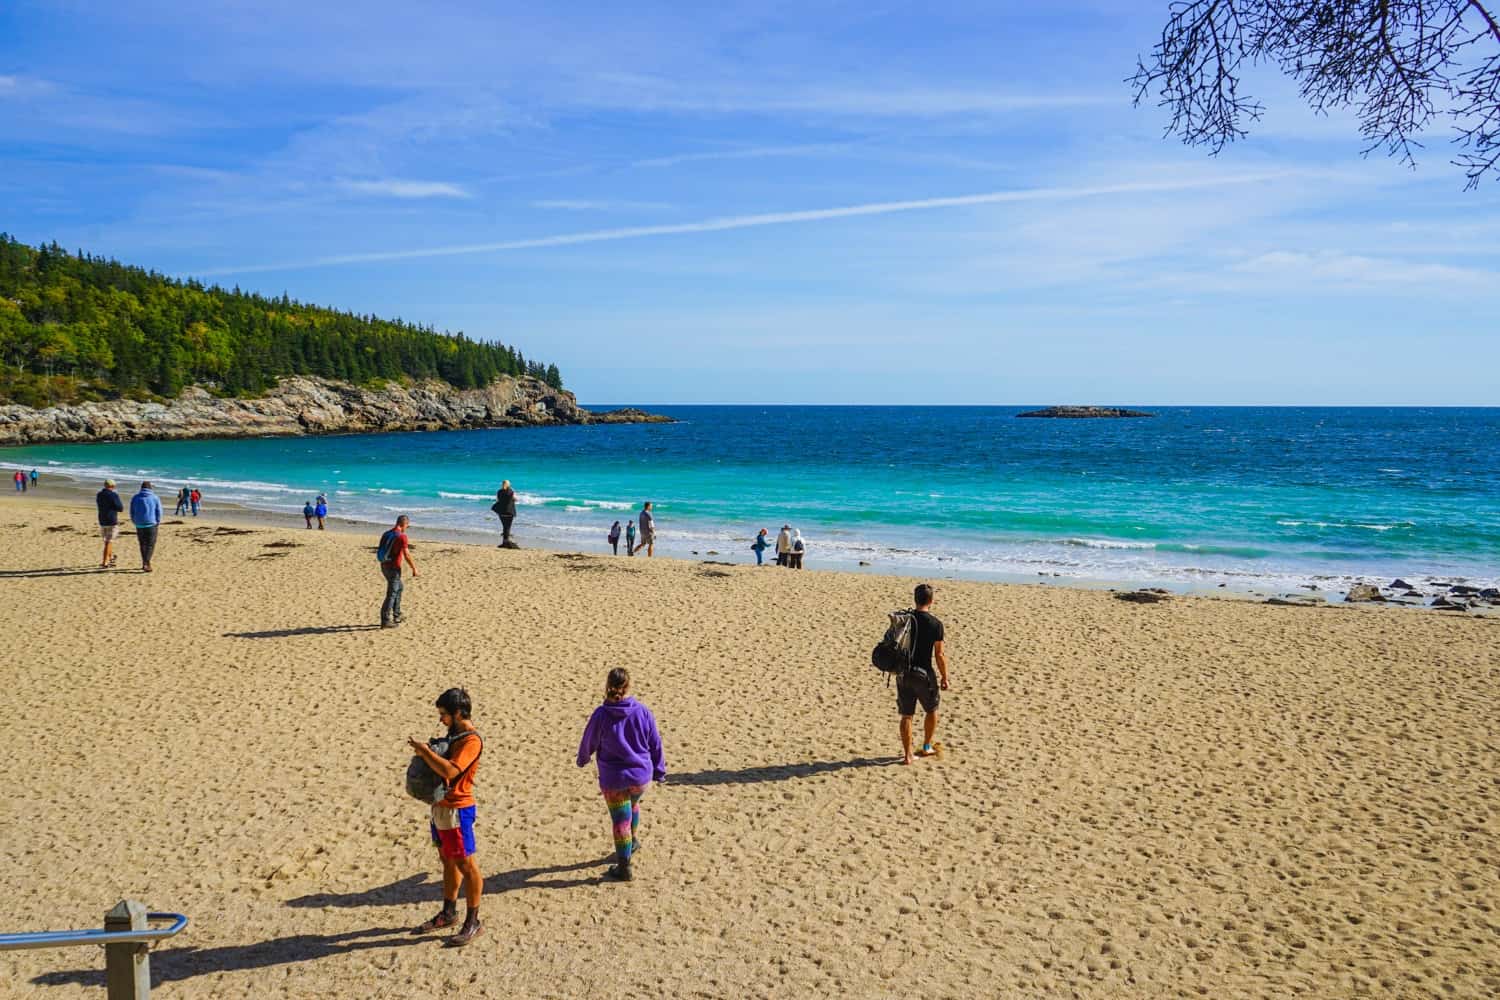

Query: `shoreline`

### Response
(9, 474, 1496, 615)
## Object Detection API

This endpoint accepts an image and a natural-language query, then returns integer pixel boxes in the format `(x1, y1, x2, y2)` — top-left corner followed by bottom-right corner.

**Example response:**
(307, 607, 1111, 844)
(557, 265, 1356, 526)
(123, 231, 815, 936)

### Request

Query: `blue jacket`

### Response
(129, 489, 163, 527)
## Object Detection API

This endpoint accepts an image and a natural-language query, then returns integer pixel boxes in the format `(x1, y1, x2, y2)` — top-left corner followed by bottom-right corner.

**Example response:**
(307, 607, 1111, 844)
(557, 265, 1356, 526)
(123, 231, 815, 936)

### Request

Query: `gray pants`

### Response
(381, 565, 403, 623)
(136, 525, 158, 567)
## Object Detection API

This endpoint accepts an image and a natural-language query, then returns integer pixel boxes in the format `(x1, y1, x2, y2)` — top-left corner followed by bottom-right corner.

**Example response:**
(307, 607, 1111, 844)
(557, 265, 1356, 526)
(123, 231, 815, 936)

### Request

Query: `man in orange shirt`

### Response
(408, 688, 484, 946)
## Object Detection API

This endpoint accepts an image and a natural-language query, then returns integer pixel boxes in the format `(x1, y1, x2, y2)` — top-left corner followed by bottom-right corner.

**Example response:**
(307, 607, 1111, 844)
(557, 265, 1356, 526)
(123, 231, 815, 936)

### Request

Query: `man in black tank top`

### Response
(898, 583, 950, 765)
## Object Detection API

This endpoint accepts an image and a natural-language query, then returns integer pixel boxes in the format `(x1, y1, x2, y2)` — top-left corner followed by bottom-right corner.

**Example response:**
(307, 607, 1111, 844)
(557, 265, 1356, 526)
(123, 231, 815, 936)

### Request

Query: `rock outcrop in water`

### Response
(0, 375, 671, 446)
(1017, 406, 1156, 419)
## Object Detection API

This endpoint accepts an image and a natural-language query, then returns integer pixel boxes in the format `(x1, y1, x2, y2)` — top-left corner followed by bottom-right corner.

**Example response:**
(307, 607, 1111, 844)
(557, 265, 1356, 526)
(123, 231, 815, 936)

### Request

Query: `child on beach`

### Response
(625, 518, 636, 556)
(576, 668, 666, 882)
(408, 688, 484, 947)
(303, 501, 315, 529)
(189, 488, 201, 516)
(752, 528, 771, 565)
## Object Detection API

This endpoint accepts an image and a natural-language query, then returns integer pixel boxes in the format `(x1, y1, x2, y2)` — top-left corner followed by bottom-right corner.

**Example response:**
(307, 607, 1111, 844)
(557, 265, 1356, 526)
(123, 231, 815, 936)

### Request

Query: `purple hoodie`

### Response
(576, 697, 666, 791)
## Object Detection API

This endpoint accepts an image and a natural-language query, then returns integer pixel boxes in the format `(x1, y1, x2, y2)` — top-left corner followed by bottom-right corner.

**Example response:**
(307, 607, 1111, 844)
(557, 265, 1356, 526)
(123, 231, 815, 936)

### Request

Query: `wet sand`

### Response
(1, 492, 1496, 998)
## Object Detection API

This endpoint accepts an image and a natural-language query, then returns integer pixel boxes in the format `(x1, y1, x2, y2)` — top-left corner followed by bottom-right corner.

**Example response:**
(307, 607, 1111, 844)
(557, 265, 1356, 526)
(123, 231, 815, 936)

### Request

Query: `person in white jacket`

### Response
(775, 524, 792, 567)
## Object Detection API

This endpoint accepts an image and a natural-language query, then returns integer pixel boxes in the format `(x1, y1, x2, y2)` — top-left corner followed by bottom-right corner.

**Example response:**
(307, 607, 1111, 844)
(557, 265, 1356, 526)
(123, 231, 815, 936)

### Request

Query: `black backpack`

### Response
(871, 609, 918, 676)
(405, 730, 482, 804)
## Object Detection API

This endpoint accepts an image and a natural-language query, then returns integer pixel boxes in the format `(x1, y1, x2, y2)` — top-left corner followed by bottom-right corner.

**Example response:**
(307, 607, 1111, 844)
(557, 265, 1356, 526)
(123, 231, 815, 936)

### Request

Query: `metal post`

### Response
(104, 900, 150, 1000)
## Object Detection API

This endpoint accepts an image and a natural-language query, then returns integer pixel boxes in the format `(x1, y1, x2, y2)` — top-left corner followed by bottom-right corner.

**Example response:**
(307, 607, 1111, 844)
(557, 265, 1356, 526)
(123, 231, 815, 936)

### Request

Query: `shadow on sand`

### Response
(285, 856, 615, 910)
(223, 625, 383, 639)
(667, 756, 900, 787)
(0, 565, 129, 579)
(30, 926, 430, 988)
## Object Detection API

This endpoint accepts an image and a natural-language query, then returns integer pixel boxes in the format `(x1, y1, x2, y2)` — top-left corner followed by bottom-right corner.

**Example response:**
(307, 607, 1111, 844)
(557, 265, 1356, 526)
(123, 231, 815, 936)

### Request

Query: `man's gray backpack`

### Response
(871, 609, 918, 676)
(405, 730, 481, 804)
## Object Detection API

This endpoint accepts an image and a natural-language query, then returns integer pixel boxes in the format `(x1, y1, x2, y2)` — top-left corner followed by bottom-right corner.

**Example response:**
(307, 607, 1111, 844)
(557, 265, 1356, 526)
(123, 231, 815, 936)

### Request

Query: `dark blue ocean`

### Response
(5, 406, 1499, 590)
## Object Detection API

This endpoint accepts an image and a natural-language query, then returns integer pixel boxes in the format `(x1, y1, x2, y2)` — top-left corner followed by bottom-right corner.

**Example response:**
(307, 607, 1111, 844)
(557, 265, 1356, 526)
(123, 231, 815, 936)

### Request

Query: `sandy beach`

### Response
(1, 490, 1496, 999)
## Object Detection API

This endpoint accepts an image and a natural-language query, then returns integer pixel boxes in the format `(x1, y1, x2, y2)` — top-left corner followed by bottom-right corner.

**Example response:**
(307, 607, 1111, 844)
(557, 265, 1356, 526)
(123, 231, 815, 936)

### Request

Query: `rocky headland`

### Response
(1016, 406, 1156, 418)
(0, 375, 671, 446)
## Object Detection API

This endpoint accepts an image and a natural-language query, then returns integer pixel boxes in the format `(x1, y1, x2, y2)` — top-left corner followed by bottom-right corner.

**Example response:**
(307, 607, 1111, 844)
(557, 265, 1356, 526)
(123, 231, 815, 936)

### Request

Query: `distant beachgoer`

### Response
(95, 478, 123, 569)
(625, 518, 636, 556)
(492, 481, 517, 547)
(174, 488, 189, 516)
(29, 469, 38, 488)
(751, 528, 771, 565)
(314, 496, 328, 530)
(303, 501, 315, 529)
(129, 481, 163, 573)
(637, 502, 656, 558)
(189, 488, 201, 516)
(790, 529, 806, 570)
(378, 514, 418, 628)
(576, 668, 666, 882)
(408, 687, 484, 946)
(608, 520, 622, 555)
(12, 470, 23, 492)
(775, 525, 791, 567)
(897, 584, 950, 766)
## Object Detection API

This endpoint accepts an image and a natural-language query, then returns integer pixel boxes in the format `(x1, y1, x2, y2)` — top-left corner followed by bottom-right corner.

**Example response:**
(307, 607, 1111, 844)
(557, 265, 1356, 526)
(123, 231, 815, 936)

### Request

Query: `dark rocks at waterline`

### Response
(1345, 583, 1386, 603)
(1265, 595, 1326, 607)
(1391, 578, 1414, 590)
(1116, 589, 1171, 604)
(1016, 406, 1156, 419)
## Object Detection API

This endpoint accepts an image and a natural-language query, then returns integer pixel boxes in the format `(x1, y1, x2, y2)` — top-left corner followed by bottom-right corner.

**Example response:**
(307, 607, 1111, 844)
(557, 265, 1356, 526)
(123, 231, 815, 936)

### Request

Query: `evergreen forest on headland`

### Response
(0, 235, 563, 408)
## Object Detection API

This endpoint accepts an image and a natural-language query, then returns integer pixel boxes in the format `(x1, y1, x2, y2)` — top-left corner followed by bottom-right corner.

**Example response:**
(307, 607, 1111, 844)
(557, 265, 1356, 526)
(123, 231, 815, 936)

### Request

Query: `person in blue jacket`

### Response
(129, 481, 163, 572)
(751, 528, 771, 565)
(315, 495, 329, 530)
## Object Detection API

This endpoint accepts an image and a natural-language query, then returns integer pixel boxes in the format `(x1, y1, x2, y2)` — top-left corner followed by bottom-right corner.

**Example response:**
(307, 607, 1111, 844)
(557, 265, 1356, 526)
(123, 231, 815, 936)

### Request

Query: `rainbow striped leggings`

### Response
(602, 785, 647, 864)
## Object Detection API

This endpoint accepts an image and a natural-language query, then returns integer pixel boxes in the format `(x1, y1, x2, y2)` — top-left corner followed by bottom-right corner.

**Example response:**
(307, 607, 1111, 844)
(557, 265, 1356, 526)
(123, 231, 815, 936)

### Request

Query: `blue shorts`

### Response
(430, 804, 477, 860)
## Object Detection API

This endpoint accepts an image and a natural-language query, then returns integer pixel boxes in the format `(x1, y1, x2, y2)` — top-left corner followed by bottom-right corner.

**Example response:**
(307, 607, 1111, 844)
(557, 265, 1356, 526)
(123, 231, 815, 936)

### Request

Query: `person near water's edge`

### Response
(608, 520, 622, 555)
(379, 515, 418, 628)
(492, 481, 517, 547)
(315, 495, 328, 529)
(625, 518, 636, 556)
(96, 479, 123, 568)
(303, 501, 315, 529)
(751, 528, 771, 565)
(775, 524, 791, 567)
(577, 668, 666, 882)
(189, 488, 201, 516)
(129, 481, 163, 573)
(408, 687, 484, 947)
(899, 583, 949, 766)
(790, 529, 806, 569)
(637, 501, 656, 557)
(29, 468, 38, 488)
(174, 488, 188, 516)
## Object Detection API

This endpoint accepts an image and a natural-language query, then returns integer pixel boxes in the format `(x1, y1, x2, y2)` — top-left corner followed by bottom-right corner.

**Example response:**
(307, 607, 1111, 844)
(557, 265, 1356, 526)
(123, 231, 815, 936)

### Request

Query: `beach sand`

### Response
(1, 492, 1496, 999)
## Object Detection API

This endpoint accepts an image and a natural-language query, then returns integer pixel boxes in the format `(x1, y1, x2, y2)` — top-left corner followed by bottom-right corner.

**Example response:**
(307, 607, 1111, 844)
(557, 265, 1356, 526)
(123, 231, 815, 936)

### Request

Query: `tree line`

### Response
(0, 235, 563, 408)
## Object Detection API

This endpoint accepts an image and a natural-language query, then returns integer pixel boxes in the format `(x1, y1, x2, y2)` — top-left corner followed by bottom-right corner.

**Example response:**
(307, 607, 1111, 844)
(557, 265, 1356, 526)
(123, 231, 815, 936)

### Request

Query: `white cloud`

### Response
(340, 179, 472, 199)
(532, 199, 674, 212)
(1231, 250, 1495, 289)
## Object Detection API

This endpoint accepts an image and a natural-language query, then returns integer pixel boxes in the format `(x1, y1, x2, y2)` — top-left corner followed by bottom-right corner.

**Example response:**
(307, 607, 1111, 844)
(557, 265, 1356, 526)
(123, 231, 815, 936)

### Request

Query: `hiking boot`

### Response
(446, 918, 483, 948)
(605, 863, 634, 882)
(411, 909, 457, 934)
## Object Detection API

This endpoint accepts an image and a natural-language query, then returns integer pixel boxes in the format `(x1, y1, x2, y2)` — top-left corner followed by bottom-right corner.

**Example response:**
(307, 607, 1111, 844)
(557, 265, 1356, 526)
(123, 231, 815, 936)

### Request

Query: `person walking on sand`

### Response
(314, 495, 328, 530)
(408, 687, 484, 947)
(378, 514, 418, 628)
(29, 468, 38, 489)
(775, 524, 791, 567)
(129, 481, 163, 573)
(173, 488, 188, 517)
(751, 528, 771, 565)
(608, 520, 622, 555)
(790, 529, 806, 570)
(12, 470, 23, 492)
(96, 478, 123, 569)
(898, 584, 950, 766)
(637, 501, 656, 558)
(189, 488, 201, 516)
(576, 668, 666, 882)
(625, 517, 636, 556)
(303, 501, 315, 529)
(491, 481, 517, 547)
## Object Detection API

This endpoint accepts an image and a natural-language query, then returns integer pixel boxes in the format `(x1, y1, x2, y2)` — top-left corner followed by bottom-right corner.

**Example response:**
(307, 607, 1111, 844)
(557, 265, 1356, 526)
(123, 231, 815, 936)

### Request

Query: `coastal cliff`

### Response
(0, 375, 670, 446)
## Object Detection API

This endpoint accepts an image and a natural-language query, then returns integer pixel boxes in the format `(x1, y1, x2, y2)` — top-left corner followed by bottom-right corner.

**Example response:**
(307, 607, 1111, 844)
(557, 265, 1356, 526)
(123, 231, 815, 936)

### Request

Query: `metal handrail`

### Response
(0, 912, 187, 952)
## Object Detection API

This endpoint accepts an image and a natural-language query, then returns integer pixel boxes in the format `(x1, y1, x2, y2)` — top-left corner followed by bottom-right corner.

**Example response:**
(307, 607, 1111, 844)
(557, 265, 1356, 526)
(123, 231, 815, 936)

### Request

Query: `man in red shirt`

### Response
(379, 515, 418, 628)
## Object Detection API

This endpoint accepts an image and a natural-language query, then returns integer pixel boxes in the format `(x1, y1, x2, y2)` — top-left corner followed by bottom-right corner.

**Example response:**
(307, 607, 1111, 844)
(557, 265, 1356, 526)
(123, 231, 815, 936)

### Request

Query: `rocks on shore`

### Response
(1116, 588, 1171, 604)
(1016, 406, 1155, 419)
(0, 375, 673, 446)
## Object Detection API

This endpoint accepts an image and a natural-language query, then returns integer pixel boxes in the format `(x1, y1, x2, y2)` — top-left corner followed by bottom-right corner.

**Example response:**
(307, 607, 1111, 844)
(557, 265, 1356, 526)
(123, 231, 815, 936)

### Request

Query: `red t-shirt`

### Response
(381, 529, 409, 568)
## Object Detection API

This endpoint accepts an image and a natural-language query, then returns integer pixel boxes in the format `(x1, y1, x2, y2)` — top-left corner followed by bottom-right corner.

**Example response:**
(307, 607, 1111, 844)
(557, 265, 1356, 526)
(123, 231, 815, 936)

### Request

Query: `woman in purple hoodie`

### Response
(576, 668, 666, 881)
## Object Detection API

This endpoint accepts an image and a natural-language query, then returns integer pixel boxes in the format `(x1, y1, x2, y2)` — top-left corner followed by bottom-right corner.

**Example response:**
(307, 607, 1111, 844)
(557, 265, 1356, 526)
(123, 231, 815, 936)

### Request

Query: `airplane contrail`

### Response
(204, 171, 1304, 276)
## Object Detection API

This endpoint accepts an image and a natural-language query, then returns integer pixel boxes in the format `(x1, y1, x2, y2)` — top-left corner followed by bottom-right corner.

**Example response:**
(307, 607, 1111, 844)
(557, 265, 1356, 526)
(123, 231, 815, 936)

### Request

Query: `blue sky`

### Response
(3, 1, 1498, 405)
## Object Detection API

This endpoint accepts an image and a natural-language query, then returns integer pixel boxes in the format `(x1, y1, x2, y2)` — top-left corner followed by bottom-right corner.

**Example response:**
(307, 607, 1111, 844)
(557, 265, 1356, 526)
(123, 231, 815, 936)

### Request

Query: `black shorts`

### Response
(896, 671, 939, 715)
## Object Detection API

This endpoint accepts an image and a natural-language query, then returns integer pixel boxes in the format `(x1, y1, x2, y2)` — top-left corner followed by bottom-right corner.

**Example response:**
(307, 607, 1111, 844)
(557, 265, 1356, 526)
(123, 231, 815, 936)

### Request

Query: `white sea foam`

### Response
(374, 488, 403, 495)
(438, 491, 491, 500)
(1061, 537, 1156, 550)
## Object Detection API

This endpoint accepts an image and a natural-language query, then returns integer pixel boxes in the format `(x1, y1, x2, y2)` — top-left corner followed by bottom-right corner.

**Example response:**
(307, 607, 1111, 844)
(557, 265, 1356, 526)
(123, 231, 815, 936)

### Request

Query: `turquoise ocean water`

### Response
(4, 406, 1498, 591)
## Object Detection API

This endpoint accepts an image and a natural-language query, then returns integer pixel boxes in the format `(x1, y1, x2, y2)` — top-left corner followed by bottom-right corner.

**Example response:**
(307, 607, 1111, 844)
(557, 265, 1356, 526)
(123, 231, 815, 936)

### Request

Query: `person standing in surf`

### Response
(492, 481, 517, 547)
(637, 501, 656, 558)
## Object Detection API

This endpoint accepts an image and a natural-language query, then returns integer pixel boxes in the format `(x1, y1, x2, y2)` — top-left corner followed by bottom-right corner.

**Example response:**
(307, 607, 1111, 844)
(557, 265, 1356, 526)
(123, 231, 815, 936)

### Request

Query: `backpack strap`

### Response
(444, 730, 483, 789)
